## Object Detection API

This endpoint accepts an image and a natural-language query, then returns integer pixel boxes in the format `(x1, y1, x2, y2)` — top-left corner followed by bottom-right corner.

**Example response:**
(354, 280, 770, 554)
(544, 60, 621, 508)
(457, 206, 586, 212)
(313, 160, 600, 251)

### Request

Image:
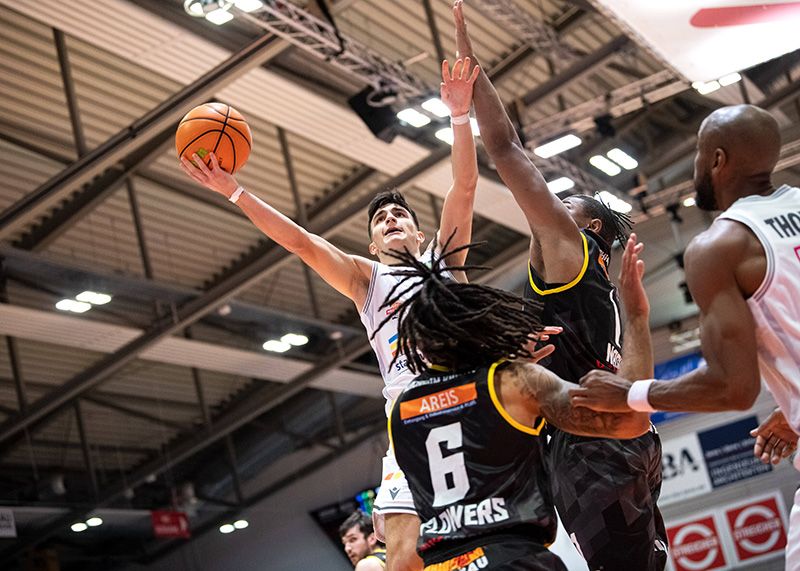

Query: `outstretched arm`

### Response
(498, 362, 649, 439)
(571, 223, 761, 413)
(452, 1, 582, 281)
(180, 153, 372, 309)
(436, 57, 480, 283)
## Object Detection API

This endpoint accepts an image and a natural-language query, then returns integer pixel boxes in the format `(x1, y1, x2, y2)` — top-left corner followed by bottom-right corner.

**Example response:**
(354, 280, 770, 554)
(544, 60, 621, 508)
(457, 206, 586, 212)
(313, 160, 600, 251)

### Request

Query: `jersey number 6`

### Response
(426, 422, 470, 507)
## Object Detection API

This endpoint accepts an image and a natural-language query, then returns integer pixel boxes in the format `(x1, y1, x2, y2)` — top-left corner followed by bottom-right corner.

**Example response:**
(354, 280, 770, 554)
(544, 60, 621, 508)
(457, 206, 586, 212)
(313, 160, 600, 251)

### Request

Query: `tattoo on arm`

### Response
(510, 363, 636, 438)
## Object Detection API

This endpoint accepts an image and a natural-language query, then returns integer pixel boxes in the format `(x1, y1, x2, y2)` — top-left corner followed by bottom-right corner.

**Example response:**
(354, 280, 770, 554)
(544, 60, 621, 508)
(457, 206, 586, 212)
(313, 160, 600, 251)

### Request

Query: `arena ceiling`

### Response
(0, 0, 798, 568)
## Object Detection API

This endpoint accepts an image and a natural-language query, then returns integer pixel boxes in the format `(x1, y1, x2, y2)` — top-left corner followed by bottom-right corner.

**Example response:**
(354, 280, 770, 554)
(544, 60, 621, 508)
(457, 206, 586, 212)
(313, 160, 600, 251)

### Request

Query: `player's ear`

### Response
(367, 532, 377, 549)
(588, 217, 603, 235)
(416, 230, 425, 245)
(368, 241, 379, 256)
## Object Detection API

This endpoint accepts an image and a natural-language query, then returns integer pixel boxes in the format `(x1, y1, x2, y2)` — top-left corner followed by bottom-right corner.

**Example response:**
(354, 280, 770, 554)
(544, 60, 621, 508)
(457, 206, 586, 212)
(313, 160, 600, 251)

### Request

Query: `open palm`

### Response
(440, 57, 480, 117)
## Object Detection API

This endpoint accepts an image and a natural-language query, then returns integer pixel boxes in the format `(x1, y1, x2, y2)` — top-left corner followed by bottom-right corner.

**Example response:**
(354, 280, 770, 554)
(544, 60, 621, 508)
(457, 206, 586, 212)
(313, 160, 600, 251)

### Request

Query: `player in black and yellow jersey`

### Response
(340, 510, 387, 570)
(453, 3, 665, 569)
(380, 236, 654, 570)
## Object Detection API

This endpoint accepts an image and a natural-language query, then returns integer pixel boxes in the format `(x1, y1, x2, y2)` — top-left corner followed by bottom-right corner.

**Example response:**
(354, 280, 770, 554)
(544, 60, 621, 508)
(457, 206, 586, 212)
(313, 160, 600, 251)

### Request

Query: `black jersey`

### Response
(523, 229, 622, 383)
(389, 362, 556, 564)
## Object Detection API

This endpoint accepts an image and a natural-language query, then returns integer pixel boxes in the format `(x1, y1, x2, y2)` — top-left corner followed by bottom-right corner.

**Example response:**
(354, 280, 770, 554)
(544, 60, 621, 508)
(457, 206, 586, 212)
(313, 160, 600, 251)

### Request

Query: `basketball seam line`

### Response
(178, 117, 251, 149)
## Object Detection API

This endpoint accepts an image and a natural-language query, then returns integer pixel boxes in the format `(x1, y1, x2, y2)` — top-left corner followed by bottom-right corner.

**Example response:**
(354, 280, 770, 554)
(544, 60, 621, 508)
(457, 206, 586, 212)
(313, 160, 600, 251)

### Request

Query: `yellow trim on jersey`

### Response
(364, 548, 386, 568)
(527, 232, 589, 295)
(487, 361, 545, 436)
(387, 398, 397, 453)
(428, 364, 451, 372)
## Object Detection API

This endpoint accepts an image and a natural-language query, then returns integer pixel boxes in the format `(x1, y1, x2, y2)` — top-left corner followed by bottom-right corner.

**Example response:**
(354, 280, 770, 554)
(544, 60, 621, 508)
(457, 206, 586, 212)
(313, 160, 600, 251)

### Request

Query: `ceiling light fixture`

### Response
(396, 108, 431, 128)
(533, 134, 582, 159)
(546, 177, 575, 194)
(280, 333, 309, 347)
(55, 299, 92, 314)
(692, 80, 721, 95)
(71, 522, 88, 533)
(589, 155, 622, 177)
(421, 97, 450, 118)
(606, 148, 638, 170)
(683, 196, 696, 207)
(233, 0, 263, 11)
(718, 72, 742, 87)
(263, 340, 291, 353)
(597, 190, 632, 214)
(76, 291, 112, 305)
(233, 519, 249, 529)
(219, 524, 235, 534)
(86, 517, 103, 527)
(205, 7, 234, 25)
(434, 127, 454, 145)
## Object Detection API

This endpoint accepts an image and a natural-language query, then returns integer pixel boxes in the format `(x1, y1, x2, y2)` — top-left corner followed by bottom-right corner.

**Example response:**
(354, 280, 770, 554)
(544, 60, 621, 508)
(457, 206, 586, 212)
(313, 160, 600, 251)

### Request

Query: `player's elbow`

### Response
(724, 377, 760, 411)
(482, 132, 520, 158)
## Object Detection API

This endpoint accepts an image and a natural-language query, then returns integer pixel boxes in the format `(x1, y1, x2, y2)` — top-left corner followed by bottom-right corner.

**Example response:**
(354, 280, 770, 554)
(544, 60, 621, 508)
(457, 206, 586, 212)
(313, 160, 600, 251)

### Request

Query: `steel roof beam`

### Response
(0, 31, 287, 241)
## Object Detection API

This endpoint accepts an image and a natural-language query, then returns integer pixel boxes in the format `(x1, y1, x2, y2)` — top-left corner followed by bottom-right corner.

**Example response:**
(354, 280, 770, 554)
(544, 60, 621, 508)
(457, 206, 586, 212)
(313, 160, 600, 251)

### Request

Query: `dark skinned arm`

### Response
(452, 0, 583, 283)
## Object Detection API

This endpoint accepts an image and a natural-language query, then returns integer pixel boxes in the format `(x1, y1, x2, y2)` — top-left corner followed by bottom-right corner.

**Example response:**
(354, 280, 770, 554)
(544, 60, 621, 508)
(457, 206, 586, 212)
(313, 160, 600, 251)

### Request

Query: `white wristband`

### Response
(450, 113, 470, 125)
(228, 185, 245, 204)
(627, 379, 657, 412)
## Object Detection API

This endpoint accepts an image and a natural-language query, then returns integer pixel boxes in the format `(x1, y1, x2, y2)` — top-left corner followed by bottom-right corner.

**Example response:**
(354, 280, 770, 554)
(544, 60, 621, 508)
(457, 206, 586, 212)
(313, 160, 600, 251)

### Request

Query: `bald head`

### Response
(693, 105, 781, 210)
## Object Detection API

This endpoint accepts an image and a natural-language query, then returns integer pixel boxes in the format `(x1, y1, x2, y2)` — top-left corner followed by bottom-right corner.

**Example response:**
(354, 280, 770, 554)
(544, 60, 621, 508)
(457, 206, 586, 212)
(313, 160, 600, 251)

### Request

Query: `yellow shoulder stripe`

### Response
(487, 361, 545, 436)
(528, 233, 589, 295)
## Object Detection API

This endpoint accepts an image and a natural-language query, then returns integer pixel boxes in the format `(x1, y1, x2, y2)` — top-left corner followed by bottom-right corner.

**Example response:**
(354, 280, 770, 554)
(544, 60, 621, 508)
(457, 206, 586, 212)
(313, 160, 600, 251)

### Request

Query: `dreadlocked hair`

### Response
(370, 234, 546, 375)
(571, 194, 633, 250)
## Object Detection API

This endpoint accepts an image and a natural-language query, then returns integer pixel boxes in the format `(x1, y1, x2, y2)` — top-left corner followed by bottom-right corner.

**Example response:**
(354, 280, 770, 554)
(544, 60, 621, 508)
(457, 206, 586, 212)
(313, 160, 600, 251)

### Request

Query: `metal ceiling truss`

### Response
(235, 0, 432, 102)
(523, 69, 688, 143)
(478, 0, 582, 64)
(0, 29, 286, 242)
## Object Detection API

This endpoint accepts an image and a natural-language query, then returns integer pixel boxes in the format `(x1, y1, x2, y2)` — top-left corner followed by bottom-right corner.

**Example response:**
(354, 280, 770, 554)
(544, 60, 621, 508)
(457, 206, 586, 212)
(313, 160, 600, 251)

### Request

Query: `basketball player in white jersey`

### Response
(180, 59, 481, 571)
(569, 104, 800, 569)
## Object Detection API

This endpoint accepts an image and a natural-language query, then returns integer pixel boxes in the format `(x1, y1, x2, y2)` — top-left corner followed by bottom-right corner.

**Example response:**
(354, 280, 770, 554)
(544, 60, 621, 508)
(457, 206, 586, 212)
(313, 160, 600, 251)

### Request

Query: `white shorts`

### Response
(372, 449, 417, 542)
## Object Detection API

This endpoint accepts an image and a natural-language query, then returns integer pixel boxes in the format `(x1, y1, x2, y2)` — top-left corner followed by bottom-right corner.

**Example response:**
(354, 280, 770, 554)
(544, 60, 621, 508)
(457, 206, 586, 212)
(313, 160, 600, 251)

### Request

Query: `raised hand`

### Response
(453, 0, 475, 59)
(180, 152, 239, 199)
(618, 233, 649, 319)
(440, 57, 480, 117)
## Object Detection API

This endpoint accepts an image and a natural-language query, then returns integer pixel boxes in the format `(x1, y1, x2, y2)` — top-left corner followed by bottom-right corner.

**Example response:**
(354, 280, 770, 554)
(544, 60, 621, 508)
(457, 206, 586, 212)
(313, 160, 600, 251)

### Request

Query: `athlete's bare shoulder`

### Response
(687, 218, 765, 297)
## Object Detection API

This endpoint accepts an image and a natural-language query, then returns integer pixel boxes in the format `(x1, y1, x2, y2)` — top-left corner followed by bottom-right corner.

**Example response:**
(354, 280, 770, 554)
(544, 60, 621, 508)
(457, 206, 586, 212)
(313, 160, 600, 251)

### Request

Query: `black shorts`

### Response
(546, 426, 667, 571)
(423, 538, 566, 571)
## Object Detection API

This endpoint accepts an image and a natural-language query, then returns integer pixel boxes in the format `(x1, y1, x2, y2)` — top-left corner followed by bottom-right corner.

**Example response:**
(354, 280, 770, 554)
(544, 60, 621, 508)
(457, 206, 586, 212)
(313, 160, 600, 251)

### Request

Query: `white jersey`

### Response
(359, 256, 450, 415)
(718, 185, 800, 432)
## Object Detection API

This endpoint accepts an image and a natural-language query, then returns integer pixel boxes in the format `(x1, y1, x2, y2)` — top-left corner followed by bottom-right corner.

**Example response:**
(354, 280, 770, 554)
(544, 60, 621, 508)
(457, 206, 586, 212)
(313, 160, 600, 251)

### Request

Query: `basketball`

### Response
(175, 102, 252, 174)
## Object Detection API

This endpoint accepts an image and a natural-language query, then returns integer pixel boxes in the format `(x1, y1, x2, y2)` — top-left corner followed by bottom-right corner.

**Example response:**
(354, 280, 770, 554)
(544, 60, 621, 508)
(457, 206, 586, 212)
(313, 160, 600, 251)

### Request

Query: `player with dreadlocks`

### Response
(382, 235, 654, 571)
(453, 2, 665, 569)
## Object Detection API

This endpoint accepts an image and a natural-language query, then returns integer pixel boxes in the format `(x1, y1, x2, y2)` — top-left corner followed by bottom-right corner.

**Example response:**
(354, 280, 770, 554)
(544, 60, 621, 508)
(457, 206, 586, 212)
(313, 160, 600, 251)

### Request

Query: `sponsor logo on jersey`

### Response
(606, 343, 622, 369)
(597, 252, 610, 278)
(400, 384, 477, 422)
(421, 497, 509, 536)
(425, 547, 488, 571)
(389, 333, 399, 357)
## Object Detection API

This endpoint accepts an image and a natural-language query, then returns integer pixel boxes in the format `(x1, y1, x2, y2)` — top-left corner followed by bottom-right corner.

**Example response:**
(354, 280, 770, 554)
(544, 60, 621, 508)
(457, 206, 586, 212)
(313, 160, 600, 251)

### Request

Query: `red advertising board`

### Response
(667, 515, 728, 571)
(151, 510, 190, 539)
(724, 496, 787, 563)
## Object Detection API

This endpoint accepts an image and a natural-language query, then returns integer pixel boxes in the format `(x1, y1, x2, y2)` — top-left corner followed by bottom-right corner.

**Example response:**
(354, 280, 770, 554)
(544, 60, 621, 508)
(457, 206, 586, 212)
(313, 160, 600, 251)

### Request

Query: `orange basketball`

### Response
(176, 102, 252, 174)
